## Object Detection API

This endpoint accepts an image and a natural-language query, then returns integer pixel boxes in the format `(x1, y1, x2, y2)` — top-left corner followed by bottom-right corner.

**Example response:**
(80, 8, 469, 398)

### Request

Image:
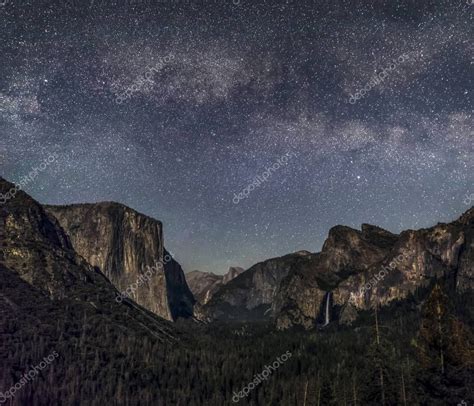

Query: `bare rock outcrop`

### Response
(45, 202, 194, 321)
(186, 267, 244, 305)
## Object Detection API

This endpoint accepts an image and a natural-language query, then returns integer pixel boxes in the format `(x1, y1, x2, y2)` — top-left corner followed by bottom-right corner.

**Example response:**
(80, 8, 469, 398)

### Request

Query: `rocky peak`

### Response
(45, 202, 194, 321)
(322, 225, 359, 251)
(276, 210, 473, 329)
(360, 223, 399, 247)
(222, 266, 245, 284)
(456, 206, 474, 226)
(196, 251, 309, 322)
(0, 177, 71, 251)
(0, 178, 114, 301)
(0, 176, 177, 350)
(293, 250, 312, 256)
(323, 223, 398, 254)
(204, 210, 472, 330)
(196, 223, 400, 328)
(186, 266, 244, 305)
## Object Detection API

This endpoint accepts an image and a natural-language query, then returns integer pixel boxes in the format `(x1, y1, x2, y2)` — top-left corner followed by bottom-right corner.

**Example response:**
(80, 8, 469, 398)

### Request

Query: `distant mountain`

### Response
(195, 251, 311, 322)
(45, 202, 195, 321)
(197, 212, 474, 329)
(222, 266, 245, 284)
(186, 267, 244, 304)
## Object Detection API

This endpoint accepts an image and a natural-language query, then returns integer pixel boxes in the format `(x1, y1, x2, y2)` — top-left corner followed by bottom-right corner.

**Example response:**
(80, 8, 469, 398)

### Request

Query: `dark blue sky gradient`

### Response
(0, 0, 472, 273)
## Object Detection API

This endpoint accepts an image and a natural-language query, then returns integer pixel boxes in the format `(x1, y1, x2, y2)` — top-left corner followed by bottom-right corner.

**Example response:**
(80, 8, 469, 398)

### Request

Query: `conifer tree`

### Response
(360, 304, 398, 405)
(415, 284, 474, 404)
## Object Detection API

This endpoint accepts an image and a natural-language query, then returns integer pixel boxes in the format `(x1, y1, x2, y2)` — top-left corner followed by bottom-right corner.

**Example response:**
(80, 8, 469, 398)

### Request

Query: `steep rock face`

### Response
(0, 176, 176, 342)
(186, 267, 244, 304)
(453, 208, 474, 292)
(276, 209, 474, 329)
(273, 226, 398, 329)
(272, 264, 325, 330)
(0, 179, 102, 300)
(334, 213, 472, 315)
(163, 248, 195, 319)
(199, 209, 473, 330)
(186, 271, 221, 304)
(223, 266, 245, 284)
(197, 252, 310, 322)
(45, 203, 194, 321)
(0, 176, 181, 404)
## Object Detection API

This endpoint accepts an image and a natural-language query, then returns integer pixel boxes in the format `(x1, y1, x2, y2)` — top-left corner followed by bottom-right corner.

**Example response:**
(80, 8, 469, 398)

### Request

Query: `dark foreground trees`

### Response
(1, 280, 472, 405)
(414, 284, 474, 405)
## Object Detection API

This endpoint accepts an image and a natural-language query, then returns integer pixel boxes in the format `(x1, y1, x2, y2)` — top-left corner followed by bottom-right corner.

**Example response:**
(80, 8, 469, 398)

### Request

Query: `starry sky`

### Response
(0, 0, 472, 274)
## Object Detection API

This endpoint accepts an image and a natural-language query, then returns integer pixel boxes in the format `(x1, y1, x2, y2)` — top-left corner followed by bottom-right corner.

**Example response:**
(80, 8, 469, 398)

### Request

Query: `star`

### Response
(0, 0, 471, 273)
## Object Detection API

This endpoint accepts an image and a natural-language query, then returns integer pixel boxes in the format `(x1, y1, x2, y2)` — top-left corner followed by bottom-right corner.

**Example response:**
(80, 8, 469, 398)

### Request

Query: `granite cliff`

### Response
(0, 176, 177, 340)
(186, 267, 244, 304)
(332, 209, 473, 323)
(197, 211, 473, 330)
(195, 251, 311, 322)
(45, 203, 195, 321)
(0, 176, 185, 404)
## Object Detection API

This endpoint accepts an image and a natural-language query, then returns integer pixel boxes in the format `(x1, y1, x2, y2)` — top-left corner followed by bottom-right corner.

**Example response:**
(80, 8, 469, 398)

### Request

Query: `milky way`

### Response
(0, 0, 472, 273)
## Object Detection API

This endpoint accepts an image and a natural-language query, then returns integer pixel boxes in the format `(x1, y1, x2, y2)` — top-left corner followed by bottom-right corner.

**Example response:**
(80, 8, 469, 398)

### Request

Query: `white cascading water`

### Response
(323, 292, 331, 326)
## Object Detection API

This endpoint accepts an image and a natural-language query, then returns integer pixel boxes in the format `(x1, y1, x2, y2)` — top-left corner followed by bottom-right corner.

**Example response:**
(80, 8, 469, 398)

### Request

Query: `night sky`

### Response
(1, 0, 472, 274)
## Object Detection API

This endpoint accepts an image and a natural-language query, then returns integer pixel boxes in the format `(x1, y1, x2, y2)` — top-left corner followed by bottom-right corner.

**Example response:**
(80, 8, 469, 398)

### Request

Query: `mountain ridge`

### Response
(186, 267, 244, 304)
(196, 207, 474, 329)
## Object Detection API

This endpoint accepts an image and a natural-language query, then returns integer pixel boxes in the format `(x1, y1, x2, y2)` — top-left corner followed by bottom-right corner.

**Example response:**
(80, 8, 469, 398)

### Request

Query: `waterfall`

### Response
(323, 292, 331, 326)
